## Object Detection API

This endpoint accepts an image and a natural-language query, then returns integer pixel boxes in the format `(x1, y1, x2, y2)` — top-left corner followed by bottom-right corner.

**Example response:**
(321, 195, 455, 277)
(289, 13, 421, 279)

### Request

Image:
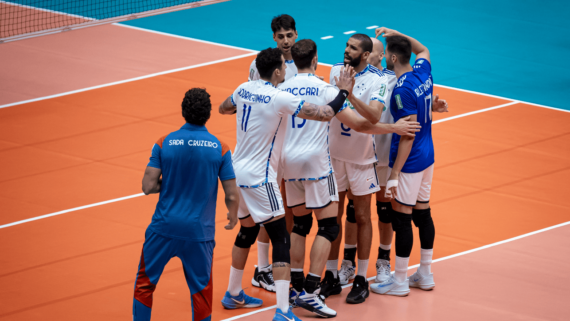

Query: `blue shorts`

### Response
(133, 228, 215, 321)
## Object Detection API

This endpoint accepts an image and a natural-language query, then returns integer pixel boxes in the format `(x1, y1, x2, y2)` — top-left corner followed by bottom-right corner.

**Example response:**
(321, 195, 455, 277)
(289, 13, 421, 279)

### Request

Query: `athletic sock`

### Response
(227, 266, 244, 296)
(257, 241, 270, 268)
(357, 259, 369, 277)
(326, 260, 338, 278)
(291, 269, 304, 292)
(419, 248, 433, 275)
(378, 246, 391, 261)
(344, 244, 357, 266)
(275, 280, 290, 313)
(395, 256, 409, 283)
(304, 273, 321, 294)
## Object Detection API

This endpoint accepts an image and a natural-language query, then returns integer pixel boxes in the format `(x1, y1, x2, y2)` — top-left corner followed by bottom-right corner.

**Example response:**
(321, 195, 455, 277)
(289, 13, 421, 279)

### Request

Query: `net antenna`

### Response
(0, 0, 228, 43)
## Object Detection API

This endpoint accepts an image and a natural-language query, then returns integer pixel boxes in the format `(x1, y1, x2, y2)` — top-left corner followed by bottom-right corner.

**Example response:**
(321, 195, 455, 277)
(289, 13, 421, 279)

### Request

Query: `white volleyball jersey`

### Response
(329, 63, 391, 165)
(249, 58, 298, 85)
(280, 73, 341, 181)
(231, 80, 305, 188)
(374, 68, 397, 166)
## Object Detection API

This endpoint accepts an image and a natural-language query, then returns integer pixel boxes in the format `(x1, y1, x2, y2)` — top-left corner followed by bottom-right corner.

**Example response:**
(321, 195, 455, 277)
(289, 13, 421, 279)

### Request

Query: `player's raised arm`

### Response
(296, 66, 354, 122)
(219, 95, 237, 115)
(336, 108, 420, 136)
(376, 27, 430, 63)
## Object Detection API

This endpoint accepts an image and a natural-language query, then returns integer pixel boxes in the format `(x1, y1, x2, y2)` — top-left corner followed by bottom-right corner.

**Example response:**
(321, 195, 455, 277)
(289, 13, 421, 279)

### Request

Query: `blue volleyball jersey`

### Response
(146, 123, 235, 241)
(389, 58, 435, 173)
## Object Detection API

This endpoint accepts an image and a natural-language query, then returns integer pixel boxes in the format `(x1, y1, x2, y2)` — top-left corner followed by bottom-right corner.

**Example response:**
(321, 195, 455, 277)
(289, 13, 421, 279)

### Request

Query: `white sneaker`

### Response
(295, 289, 337, 318)
(339, 260, 355, 285)
(408, 270, 435, 290)
(375, 259, 391, 283)
(370, 275, 410, 296)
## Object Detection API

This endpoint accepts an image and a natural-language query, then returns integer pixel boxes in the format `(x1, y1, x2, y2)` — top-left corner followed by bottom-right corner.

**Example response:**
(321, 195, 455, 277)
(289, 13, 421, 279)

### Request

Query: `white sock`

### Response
(379, 243, 391, 251)
(257, 241, 270, 268)
(275, 280, 290, 313)
(227, 266, 244, 296)
(326, 260, 338, 278)
(308, 272, 321, 278)
(344, 243, 357, 249)
(395, 256, 409, 283)
(291, 268, 303, 273)
(357, 259, 369, 277)
(419, 248, 433, 275)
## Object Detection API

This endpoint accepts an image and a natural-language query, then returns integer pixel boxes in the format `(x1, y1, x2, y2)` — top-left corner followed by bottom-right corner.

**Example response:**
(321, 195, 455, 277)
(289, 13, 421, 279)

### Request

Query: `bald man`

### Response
(340, 36, 449, 285)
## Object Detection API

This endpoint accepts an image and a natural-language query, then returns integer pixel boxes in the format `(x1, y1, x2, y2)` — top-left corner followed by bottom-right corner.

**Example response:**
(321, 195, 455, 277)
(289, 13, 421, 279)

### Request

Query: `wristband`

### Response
(385, 179, 398, 196)
(328, 89, 349, 114)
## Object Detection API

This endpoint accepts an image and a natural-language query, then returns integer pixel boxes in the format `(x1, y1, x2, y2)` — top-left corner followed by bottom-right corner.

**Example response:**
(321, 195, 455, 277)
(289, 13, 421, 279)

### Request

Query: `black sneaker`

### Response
(346, 275, 369, 304)
(320, 270, 342, 298)
(251, 265, 276, 292)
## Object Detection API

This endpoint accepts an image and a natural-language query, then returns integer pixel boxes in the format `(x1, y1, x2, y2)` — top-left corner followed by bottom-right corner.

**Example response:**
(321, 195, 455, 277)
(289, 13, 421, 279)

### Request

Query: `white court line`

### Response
(343, 30, 356, 35)
(366, 25, 379, 29)
(220, 220, 570, 321)
(0, 0, 96, 21)
(0, 100, 519, 230)
(0, 193, 144, 229)
(321, 36, 334, 40)
(0, 52, 257, 109)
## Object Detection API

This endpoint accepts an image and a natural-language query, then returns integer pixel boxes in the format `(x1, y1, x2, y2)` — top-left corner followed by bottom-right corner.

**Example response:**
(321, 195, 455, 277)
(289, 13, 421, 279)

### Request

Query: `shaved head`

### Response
(367, 37, 385, 69)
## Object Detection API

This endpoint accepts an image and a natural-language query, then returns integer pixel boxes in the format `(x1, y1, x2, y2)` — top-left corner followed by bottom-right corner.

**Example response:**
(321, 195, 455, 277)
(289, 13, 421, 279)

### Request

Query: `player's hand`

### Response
(225, 212, 238, 230)
(316, 75, 325, 81)
(394, 116, 421, 137)
(386, 171, 399, 199)
(333, 65, 355, 94)
(375, 27, 400, 38)
(432, 94, 449, 113)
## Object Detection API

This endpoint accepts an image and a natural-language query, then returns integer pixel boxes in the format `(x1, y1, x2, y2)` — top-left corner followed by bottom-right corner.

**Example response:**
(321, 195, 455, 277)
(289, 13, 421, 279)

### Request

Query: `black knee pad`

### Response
(264, 217, 291, 264)
(376, 201, 392, 224)
(412, 208, 435, 249)
(292, 213, 313, 237)
(234, 224, 260, 249)
(316, 217, 340, 242)
(346, 199, 356, 223)
(391, 211, 413, 258)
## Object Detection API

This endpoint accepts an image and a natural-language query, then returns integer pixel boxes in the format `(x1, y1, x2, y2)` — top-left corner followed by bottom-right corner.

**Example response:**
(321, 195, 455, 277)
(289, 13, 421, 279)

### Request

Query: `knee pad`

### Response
(316, 217, 340, 242)
(376, 201, 392, 224)
(346, 199, 356, 223)
(292, 213, 313, 237)
(412, 208, 435, 249)
(264, 218, 291, 264)
(234, 224, 260, 249)
(391, 211, 413, 258)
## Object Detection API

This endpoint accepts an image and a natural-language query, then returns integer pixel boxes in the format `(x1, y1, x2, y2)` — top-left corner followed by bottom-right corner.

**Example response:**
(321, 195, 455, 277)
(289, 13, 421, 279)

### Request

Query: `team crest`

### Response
(395, 94, 403, 109)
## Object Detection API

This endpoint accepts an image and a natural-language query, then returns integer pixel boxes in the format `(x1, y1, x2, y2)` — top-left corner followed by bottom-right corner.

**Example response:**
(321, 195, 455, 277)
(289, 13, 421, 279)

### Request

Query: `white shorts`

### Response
(285, 173, 339, 209)
(331, 158, 380, 196)
(375, 165, 390, 187)
(387, 164, 434, 207)
(238, 182, 285, 224)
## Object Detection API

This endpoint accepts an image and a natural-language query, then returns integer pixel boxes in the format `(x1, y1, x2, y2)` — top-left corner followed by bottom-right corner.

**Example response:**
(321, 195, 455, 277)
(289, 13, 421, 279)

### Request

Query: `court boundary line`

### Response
(220, 220, 570, 321)
(0, 99, 521, 230)
(0, 51, 257, 109)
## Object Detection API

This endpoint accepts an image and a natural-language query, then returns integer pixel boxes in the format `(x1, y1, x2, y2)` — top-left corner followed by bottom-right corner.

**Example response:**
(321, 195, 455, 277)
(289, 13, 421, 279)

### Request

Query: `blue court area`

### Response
(120, 0, 570, 110)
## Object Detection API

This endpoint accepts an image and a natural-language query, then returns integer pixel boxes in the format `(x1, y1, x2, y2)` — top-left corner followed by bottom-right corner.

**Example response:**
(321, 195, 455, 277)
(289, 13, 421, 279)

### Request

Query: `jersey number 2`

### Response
(241, 104, 252, 131)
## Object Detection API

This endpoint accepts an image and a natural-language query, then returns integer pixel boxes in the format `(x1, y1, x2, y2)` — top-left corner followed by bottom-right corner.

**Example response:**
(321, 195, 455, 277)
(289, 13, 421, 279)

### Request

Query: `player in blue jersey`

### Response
(132, 88, 240, 321)
(369, 28, 437, 297)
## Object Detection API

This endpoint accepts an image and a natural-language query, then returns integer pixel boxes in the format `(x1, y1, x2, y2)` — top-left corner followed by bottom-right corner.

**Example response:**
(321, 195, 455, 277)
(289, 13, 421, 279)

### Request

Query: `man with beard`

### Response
(321, 33, 389, 304)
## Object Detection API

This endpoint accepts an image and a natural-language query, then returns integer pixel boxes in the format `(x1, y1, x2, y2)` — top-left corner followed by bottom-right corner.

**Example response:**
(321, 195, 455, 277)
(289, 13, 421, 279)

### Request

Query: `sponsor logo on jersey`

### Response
(344, 99, 355, 110)
(369, 183, 376, 189)
(169, 139, 185, 146)
(188, 140, 219, 148)
(379, 84, 386, 97)
(237, 88, 271, 104)
(417, 59, 424, 64)
(366, 176, 375, 182)
(396, 75, 407, 87)
(282, 87, 320, 96)
(395, 94, 403, 109)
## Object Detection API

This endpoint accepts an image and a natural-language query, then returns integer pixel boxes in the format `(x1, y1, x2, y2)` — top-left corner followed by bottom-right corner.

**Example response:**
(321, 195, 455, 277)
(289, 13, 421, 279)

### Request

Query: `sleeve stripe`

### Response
(230, 95, 237, 107)
(292, 100, 305, 117)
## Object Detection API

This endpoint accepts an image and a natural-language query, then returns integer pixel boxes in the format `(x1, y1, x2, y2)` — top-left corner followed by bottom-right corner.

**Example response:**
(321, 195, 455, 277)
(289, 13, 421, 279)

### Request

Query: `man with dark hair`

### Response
(133, 88, 239, 321)
(245, 14, 299, 293)
(322, 33, 392, 304)
(218, 47, 356, 321)
(281, 39, 421, 317)
(368, 27, 437, 297)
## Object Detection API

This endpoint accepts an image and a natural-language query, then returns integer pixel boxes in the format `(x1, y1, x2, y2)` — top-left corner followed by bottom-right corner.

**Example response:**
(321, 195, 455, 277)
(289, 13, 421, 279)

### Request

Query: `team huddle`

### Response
(133, 14, 448, 321)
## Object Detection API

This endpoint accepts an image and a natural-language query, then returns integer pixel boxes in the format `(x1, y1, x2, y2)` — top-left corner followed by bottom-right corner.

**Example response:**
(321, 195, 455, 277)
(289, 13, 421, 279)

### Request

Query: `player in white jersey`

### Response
(323, 33, 390, 304)
(246, 14, 299, 293)
(218, 47, 358, 321)
(280, 39, 420, 318)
